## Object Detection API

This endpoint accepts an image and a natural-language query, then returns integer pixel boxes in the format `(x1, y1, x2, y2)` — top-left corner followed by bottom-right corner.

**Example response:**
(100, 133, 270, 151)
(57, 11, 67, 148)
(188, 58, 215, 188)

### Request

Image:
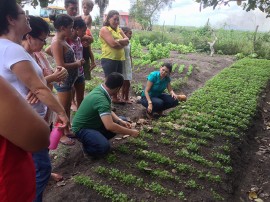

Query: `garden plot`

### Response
(44, 58, 270, 201)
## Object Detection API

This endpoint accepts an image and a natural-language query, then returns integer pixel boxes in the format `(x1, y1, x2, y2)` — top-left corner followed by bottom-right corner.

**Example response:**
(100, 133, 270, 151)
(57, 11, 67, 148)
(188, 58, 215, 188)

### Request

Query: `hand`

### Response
(130, 129, 139, 137)
(171, 92, 178, 100)
(120, 120, 132, 129)
(89, 63, 96, 71)
(77, 59, 85, 67)
(147, 103, 153, 113)
(52, 66, 68, 82)
(118, 38, 129, 46)
(56, 112, 70, 129)
(26, 91, 39, 104)
(81, 59, 85, 66)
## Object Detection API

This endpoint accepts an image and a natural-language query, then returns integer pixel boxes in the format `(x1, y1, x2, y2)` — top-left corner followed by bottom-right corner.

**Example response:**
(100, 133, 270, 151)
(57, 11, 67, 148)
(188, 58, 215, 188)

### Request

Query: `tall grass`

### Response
(134, 25, 270, 59)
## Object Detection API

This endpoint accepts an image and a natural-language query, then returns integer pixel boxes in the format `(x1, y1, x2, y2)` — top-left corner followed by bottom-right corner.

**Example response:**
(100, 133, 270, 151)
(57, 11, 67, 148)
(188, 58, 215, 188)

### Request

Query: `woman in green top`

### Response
(141, 63, 186, 118)
(99, 10, 129, 103)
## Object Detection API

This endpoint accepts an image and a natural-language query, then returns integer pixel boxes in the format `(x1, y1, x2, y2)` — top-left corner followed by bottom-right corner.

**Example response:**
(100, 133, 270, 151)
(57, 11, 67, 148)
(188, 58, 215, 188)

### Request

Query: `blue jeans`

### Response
(76, 127, 116, 157)
(32, 149, 52, 202)
(141, 93, 179, 113)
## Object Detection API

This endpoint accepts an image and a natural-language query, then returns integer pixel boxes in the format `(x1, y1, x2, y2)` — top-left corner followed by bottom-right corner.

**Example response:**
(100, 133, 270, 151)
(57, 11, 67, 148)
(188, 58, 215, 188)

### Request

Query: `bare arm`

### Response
(144, 80, 154, 113)
(167, 82, 177, 99)
(45, 66, 68, 84)
(101, 114, 139, 137)
(99, 27, 127, 49)
(85, 15, 92, 29)
(51, 41, 82, 69)
(0, 76, 50, 152)
(45, 45, 52, 57)
(11, 61, 69, 127)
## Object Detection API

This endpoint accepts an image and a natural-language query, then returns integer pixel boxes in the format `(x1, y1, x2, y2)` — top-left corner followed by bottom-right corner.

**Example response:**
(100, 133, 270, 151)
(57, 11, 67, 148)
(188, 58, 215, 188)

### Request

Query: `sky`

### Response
(24, 0, 270, 31)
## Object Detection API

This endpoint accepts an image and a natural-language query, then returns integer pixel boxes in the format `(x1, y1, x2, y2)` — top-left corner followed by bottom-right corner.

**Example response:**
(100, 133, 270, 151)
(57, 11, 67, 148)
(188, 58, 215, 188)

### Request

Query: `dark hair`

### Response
(50, 14, 73, 31)
(103, 10, 119, 26)
(0, 0, 21, 35)
(163, 63, 172, 73)
(121, 27, 131, 34)
(22, 16, 50, 40)
(73, 17, 86, 29)
(64, 0, 78, 7)
(105, 72, 124, 89)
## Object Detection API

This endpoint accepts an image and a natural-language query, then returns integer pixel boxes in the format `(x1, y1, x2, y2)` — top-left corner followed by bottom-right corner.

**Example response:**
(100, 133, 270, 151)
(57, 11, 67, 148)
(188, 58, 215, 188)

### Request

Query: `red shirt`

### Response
(0, 136, 36, 202)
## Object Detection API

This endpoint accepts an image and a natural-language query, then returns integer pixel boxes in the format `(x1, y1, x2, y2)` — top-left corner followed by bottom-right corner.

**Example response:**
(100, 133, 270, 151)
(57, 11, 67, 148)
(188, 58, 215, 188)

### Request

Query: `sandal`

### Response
(60, 137, 75, 146)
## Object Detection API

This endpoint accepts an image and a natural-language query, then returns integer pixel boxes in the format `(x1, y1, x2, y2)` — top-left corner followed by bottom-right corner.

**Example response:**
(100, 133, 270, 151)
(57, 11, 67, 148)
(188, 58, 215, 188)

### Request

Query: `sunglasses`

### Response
(36, 37, 47, 44)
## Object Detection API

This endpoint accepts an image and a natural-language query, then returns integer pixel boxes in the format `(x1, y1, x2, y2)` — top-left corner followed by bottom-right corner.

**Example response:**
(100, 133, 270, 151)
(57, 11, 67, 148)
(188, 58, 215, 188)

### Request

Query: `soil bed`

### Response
(42, 53, 270, 201)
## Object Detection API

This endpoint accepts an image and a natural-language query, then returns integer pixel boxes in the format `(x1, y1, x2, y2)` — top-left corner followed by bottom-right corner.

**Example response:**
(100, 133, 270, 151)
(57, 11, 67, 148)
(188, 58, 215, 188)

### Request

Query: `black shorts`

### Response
(101, 58, 123, 77)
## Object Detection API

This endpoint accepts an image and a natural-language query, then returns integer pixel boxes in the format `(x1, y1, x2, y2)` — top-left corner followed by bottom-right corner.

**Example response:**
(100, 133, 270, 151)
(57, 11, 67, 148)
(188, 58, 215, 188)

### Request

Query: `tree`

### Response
(17, 0, 55, 8)
(129, 0, 174, 31)
(95, 0, 109, 26)
(197, 0, 270, 17)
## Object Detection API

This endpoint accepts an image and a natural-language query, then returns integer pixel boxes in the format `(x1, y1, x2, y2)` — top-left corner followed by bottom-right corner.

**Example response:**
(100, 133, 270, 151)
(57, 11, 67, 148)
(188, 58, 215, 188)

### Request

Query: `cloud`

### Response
(23, 0, 270, 31)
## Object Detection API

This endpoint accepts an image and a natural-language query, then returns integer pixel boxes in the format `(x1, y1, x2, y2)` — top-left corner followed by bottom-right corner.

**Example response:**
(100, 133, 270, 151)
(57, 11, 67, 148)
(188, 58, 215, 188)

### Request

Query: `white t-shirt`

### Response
(0, 39, 47, 117)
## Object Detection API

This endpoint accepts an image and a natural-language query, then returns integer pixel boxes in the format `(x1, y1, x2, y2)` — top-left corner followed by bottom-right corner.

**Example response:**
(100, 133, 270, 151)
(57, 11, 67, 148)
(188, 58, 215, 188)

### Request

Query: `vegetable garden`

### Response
(44, 27, 270, 201)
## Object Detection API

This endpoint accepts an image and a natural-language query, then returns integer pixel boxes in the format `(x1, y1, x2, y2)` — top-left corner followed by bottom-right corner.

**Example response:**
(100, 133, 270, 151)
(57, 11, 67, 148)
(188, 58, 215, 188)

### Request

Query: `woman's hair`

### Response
(103, 10, 119, 27)
(0, 0, 21, 35)
(121, 27, 131, 34)
(163, 63, 172, 73)
(82, 0, 94, 8)
(73, 17, 86, 29)
(22, 16, 50, 40)
(105, 72, 124, 89)
(50, 14, 73, 31)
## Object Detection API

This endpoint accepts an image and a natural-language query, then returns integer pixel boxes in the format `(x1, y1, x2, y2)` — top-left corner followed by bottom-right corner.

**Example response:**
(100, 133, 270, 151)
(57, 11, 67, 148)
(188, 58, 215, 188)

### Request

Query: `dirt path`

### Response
(44, 53, 239, 201)
(231, 86, 270, 202)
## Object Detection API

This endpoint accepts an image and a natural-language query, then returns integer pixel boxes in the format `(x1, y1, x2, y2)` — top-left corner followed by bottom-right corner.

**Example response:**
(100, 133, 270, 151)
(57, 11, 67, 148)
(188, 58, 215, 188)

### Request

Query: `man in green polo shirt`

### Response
(72, 72, 139, 156)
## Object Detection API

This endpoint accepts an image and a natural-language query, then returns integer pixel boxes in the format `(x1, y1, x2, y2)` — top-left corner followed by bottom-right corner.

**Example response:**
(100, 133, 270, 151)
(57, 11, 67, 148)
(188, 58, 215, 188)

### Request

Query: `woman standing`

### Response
(141, 63, 186, 118)
(0, 1, 69, 201)
(50, 14, 85, 144)
(99, 10, 129, 103)
(21, 15, 68, 182)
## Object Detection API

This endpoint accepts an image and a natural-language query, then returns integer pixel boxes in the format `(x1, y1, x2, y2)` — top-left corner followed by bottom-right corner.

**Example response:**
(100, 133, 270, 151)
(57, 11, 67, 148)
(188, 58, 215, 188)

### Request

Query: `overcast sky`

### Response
(24, 0, 270, 31)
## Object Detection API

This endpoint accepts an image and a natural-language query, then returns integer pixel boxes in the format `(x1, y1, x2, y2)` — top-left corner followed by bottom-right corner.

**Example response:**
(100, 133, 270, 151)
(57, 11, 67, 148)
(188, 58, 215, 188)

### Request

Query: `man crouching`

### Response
(72, 72, 139, 157)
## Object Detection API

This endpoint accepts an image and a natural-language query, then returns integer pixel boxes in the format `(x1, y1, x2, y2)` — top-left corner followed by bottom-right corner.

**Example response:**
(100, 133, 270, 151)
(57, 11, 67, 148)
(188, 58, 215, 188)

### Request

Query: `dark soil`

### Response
(43, 52, 270, 201)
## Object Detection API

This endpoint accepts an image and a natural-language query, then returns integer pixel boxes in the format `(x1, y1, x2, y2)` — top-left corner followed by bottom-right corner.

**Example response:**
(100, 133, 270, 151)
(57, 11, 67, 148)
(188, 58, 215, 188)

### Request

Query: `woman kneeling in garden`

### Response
(141, 63, 186, 118)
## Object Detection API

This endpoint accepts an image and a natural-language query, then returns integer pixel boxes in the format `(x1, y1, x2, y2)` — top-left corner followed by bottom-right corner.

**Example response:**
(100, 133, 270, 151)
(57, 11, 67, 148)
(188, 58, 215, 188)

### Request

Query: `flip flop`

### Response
(60, 137, 75, 146)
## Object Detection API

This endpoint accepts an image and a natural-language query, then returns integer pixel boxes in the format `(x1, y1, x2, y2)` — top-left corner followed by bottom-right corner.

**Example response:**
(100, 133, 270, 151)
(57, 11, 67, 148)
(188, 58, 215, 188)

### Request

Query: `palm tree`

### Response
(95, 0, 109, 26)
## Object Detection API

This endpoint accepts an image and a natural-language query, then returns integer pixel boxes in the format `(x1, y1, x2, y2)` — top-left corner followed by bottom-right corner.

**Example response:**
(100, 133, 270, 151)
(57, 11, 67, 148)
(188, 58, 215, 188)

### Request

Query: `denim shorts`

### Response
(101, 58, 123, 77)
(54, 68, 78, 92)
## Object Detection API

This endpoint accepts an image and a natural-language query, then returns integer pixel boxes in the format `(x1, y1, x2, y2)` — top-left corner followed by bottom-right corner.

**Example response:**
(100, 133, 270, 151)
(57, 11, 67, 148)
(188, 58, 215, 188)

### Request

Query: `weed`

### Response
(132, 82, 143, 95)
(106, 154, 118, 164)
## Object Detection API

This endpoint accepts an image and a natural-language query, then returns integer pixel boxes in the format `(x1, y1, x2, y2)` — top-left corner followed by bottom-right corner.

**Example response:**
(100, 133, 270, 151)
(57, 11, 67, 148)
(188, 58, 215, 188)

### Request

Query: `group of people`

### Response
(0, 0, 186, 201)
